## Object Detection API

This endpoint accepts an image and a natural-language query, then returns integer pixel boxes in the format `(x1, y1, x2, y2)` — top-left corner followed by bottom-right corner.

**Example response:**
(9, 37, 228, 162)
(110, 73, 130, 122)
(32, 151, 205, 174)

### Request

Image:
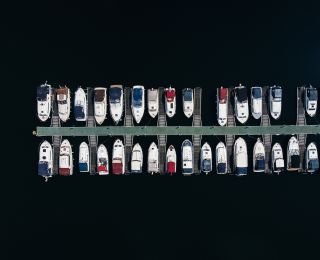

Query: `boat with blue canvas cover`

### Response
(182, 139, 193, 175)
(74, 87, 87, 121)
(269, 86, 282, 120)
(182, 88, 194, 118)
(78, 142, 89, 172)
(132, 85, 145, 124)
(251, 87, 262, 119)
(253, 138, 265, 173)
(109, 85, 123, 124)
(201, 142, 212, 174)
(216, 142, 227, 174)
(234, 137, 248, 176)
(306, 142, 319, 173)
(38, 140, 53, 181)
(37, 82, 52, 122)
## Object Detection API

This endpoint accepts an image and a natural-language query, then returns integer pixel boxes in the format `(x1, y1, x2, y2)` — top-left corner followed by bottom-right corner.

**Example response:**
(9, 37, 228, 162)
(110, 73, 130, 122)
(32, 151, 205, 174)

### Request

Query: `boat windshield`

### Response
(255, 159, 265, 170)
(74, 106, 85, 118)
(252, 88, 262, 98)
(133, 88, 142, 106)
(217, 163, 226, 173)
(79, 162, 88, 171)
(38, 162, 49, 176)
(109, 87, 122, 103)
(272, 88, 282, 99)
(236, 167, 247, 175)
(308, 159, 319, 170)
(202, 159, 211, 171)
(183, 89, 193, 101)
(307, 89, 318, 101)
(99, 158, 107, 165)
(37, 86, 49, 101)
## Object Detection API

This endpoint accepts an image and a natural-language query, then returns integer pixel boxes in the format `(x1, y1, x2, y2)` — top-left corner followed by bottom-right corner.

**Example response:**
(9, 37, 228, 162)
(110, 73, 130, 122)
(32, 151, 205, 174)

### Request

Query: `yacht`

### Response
(306, 142, 319, 173)
(57, 86, 71, 122)
(112, 139, 125, 174)
(109, 85, 123, 124)
(147, 88, 159, 118)
(216, 142, 227, 174)
(251, 87, 262, 119)
(132, 85, 145, 124)
(97, 144, 108, 175)
(166, 145, 176, 175)
(305, 85, 318, 117)
(148, 142, 159, 174)
(271, 142, 285, 174)
(131, 143, 143, 173)
(182, 88, 194, 118)
(78, 142, 89, 173)
(38, 140, 53, 181)
(234, 84, 249, 124)
(37, 82, 52, 122)
(234, 137, 248, 176)
(181, 139, 193, 175)
(94, 87, 107, 125)
(59, 139, 73, 176)
(165, 86, 176, 118)
(201, 142, 212, 174)
(253, 138, 265, 173)
(74, 87, 87, 121)
(287, 136, 300, 171)
(217, 87, 228, 126)
(269, 86, 282, 120)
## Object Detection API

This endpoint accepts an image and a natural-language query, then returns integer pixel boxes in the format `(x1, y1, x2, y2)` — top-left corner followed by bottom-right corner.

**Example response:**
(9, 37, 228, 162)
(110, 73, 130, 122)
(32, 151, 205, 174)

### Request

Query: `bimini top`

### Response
(255, 158, 265, 171)
(38, 162, 50, 176)
(133, 88, 142, 106)
(95, 89, 105, 102)
(57, 87, 68, 102)
(183, 89, 193, 101)
(109, 87, 122, 103)
(252, 87, 262, 98)
(219, 88, 228, 102)
(308, 159, 319, 170)
(236, 87, 247, 102)
(202, 159, 211, 172)
(307, 88, 318, 100)
(272, 87, 282, 98)
(290, 155, 300, 168)
(166, 89, 175, 102)
(167, 161, 175, 172)
(37, 85, 50, 101)
(217, 163, 226, 173)
(236, 167, 247, 175)
(79, 162, 88, 172)
(112, 162, 123, 174)
(74, 106, 85, 119)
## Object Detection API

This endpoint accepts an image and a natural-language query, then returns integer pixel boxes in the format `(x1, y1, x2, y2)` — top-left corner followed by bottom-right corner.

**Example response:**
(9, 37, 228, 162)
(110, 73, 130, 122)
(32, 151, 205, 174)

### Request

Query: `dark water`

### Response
(7, 1, 320, 259)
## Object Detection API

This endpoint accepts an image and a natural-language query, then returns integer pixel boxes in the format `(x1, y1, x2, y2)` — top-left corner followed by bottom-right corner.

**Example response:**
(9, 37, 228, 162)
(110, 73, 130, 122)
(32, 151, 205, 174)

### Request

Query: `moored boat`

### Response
(201, 142, 212, 174)
(94, 87, 107, 125)
(131, 143, 143, 173)
(251, 87, 262, 119)
(287, 136, 300, 171)
(271, 142, 285, 174)
(109, 85, 123, 124)
(166, 145, 176, 175)
(165, 86, 176, 118)
(147, 88, 159, 118)
(112, 139, 125, 174)
(148, 142, 159, 174)
(234, 84, 249, 124)
(97, 144, 108, 175)
(253, 138, 265, 173)
(132, 85, 145, 124)
(234, 137, 248, 176)
(59, 139, 73, 176)
(181, 139, 193, 175)
(216, 142, 227, 174)
(305, 142, 319, 173)
(217, 87, 228, 126)
(305, 85, 318, 117)
(57, 86, 71, 122)
(74, 87, 87, 121)
(38, 140, 53, 181)
(37, 82, 52, 122)
(79, 142, 89, 172)
(182, 88, 194, 118)
(269, 86, 282, 120)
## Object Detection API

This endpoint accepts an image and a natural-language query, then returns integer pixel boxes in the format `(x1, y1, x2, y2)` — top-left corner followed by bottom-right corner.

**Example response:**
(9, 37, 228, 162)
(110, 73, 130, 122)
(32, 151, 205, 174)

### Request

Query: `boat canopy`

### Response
(217, 163, 226, 173)
(272, 87, 282, 98)
(274, 159, 284, 169)
(255, 159, 265, 171)
(183, 168, 193, 174)
(112, 162, 123, 174)
(148, 90, 158, 101)
(109, 87, 121, 103)
(95, 89, 105, 102)
(183, 89, 193, 101)
(236, 167, 247, 175)
(99, 158, 107, 165)
(167, 162, 175, 172)
(37, 85, 49, 101)
(79, 162, 88, 172)
(133, 88, 142, 106)
(38, 162, 50, 176)
(219, 88, 228, 102)
(98, 165, 107, 172)
(74, 106, 85, 119)
(307, 88, 318, 101)
(252, 88, 262, 98)
(202, 159, 211, 171)
(236, 87, 247, 102)
(290, 155, 300, 168)
(166, 89, 175, 102)
(59, 168, 70, 175)
(308, 159, 319, 170)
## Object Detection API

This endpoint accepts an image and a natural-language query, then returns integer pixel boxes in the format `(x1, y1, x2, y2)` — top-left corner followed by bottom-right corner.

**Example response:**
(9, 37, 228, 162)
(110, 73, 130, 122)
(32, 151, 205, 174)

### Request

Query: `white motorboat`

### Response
(287, 136, 300, 171)
(182, 88, 194, 118)
(79, 142, 89, 173)
(269, 86, 282, 120)
(181, 139, 193, 175)
(251, 87, 262, 119)
(253, 138, 265, 173)
(37, 82, 52, 122)
(97, 144, 109, 175)
(131, 143, 143, 173)
(109, 85, 123, 124)
(234, 137, 248, 176)
(165, 86, 176, 118)
(217, 87, 228, 126)
(148, 142, 159, 174)
(216, 142, 227, 174)
(305, 85, 317, 117)
(305, 142, 319, 173)
(57, 86, 71, 122)
(94, 87, 107, 125)
(234, 84, 249, 124)
(59, 139, 73, 176)
(147, 88, 159, 118)
(132, 85, 145, 124)
(201, 142, 212, 174)
(112, 139, 125, 174)
(38, 140, 53, 181)
(166, 145, 176, 175)
(74, 87, 87, 121)
(271, 142, 285, 174)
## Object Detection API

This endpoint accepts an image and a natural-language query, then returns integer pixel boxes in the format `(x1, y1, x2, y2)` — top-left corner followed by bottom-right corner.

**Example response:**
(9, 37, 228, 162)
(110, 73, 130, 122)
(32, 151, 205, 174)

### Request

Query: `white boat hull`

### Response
(166, 145, 176, 174)
(132, 85, 145, 124)
(306, 142, 319, 173)
(74, 87, 87, 121)
(216, 142, 227, 174)
(38, 140, 53, 179)
(253, 138, 265, 173)
(201, 142, 212, 174)
(272, 142, 284, 174)
(79, 142, 89, 172)
(148, 142, 159, 174)
(109, 85, 123, 124)
(37, 83, 52, 122)
(131, 143, 143, 173)
(94, 87, 107, 125)
(59, 139, 73, 175)
(112, 139, 125, 174)
(287, 136, 300, 171)
(234, 137, 248, 176)
(97, 144, 109, 175)
(147, 88, 159, 118)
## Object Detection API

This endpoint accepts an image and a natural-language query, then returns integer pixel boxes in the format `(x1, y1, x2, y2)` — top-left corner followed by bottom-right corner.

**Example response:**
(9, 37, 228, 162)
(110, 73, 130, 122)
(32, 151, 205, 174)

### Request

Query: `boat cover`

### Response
(290, 155, 300, 168)
(167, 162, 175, 173)
(202, 159, 212, 172)
(166, 89, 175, 102)
(236, 87, 247, 102)
(112, 162, 123, 174)
(74, 105, 85, 119)
(37, 85, 49, 101)
(236, 167, 247, 175)
(148, 90, 157, 101)
(307, 89, 318, 100)
(38, 162, 50, 176)
(79, 162, 88, 172)
(109, 87, 121, 103)
(95, 89, 105, 102)
(275, 159, 284, 169)
(272, 87, 282, 98)
(98, 165, 107, 172)
(182, 168, 193, 174)
(148, 161, 158, 172)
(133, 88, 142, 106)
(59, 168, 70, 176)
(308, 159, 319, 170)
(183, 89, 192, 101)
(219, 88, 228, 102)
(252, 88, 262, 98)
(56, 87, 68, 95)
(255, 159, 265, 171)
(217, 163, 226, 173)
